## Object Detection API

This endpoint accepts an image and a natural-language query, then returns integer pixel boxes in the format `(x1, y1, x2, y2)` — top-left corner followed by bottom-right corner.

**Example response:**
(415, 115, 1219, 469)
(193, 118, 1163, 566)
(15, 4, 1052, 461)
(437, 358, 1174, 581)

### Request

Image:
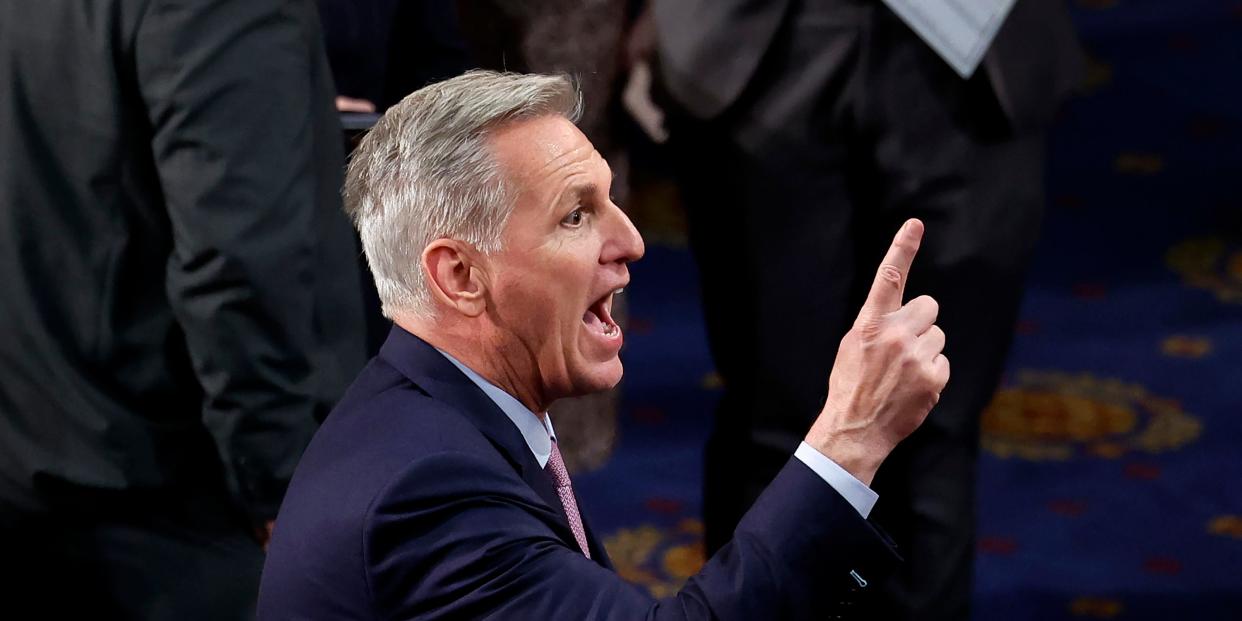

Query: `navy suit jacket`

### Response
(259, 327, 899, 619)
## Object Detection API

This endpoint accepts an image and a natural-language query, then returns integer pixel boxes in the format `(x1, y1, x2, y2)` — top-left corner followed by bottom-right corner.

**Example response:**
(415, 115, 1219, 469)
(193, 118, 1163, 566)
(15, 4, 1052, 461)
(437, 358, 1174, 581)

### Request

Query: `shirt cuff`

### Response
(794, 441, 878, 518)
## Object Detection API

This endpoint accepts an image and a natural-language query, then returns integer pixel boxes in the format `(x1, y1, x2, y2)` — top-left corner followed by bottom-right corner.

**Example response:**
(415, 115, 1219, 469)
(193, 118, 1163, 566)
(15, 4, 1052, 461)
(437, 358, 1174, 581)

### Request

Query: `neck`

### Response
(394, 315, 550, 417)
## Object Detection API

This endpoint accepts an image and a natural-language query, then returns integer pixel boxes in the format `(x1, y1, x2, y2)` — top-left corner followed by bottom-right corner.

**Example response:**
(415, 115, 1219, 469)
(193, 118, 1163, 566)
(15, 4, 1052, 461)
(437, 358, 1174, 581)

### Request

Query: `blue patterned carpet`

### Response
(575, 0, 1242, 617)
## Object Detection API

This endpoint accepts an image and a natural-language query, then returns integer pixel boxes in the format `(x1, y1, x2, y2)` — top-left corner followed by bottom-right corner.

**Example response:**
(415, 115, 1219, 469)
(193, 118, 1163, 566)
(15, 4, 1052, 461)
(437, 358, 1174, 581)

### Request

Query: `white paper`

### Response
(881, 0, 1017, 78)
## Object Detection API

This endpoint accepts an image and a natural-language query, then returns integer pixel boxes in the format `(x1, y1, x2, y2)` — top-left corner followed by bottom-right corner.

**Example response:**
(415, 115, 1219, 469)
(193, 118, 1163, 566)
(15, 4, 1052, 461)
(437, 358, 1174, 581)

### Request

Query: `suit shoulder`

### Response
(261, 358, 517, 617)
(320, 356, 495, 451)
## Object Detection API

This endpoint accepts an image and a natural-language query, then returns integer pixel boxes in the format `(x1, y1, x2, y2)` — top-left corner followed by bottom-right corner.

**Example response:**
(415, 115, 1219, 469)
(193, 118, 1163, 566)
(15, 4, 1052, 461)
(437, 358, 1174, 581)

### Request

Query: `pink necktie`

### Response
(545, 440, 591, 559)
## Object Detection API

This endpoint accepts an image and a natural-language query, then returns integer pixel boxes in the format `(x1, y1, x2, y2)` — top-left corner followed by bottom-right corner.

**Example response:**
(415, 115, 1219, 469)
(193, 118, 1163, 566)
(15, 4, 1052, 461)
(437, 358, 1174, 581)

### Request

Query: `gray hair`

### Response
(344, 70, 583, 318)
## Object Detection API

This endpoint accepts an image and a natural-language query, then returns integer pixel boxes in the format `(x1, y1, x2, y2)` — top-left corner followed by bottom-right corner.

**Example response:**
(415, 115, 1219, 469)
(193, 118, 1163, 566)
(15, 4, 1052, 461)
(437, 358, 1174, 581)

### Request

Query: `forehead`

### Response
(488, 115, 606, 193)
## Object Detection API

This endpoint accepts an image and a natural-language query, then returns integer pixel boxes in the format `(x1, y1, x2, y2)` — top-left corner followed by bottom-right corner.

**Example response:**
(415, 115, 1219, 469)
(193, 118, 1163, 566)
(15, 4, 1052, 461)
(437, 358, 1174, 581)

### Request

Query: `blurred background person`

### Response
(0, 0, 365, 618)
(646, 0, 1085, 619)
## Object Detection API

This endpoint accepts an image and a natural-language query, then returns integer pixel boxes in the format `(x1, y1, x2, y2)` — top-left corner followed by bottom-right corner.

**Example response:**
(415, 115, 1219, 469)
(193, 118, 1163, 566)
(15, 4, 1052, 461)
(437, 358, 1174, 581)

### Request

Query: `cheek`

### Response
(500, 248, 598, 342)
(493, 277, 555, 342)
(507, 276, 576, 342)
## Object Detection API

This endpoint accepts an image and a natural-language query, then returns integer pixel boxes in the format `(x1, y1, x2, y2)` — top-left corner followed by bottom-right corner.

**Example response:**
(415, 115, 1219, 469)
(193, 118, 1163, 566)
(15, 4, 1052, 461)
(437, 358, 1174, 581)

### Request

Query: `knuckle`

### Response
(878, 264, 903, 286)
(906, 295, 937, 319)
(931, 357, 950, 386)
(854, 315, 884, 339)
(881, 330, 906, 352)
(858, 339, 876, 356)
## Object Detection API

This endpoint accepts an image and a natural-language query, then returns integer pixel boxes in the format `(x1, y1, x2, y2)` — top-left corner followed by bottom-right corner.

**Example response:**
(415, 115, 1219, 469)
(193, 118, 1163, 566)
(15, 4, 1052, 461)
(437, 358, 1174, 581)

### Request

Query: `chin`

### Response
(570, 358, 624, 396)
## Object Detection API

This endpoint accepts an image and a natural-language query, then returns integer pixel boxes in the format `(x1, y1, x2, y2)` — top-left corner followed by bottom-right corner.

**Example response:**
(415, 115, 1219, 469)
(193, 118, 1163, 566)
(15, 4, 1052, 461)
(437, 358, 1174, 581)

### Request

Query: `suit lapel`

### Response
(378, 327, 578, 545)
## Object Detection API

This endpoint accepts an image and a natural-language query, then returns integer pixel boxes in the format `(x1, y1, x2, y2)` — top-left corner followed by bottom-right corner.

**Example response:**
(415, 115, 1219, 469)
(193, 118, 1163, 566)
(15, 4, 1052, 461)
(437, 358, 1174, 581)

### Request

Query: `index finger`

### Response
(861, 219, 924, 314)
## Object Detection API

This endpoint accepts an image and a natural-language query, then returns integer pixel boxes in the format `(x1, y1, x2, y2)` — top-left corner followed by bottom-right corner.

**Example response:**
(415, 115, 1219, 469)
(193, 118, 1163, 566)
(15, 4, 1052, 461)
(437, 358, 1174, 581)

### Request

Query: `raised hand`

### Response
(804, 219, 950, 486)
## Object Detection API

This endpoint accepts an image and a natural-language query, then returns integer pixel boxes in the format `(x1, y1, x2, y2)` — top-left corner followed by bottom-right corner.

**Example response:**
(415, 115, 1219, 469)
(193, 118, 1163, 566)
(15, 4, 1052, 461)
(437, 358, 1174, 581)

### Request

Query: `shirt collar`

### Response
(436, 348, 556, 468)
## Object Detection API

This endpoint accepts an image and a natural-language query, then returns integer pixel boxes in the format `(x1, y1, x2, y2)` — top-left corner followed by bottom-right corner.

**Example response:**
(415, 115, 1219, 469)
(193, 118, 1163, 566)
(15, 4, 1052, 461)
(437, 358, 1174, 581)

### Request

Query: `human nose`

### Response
(601, 203, 645, 265)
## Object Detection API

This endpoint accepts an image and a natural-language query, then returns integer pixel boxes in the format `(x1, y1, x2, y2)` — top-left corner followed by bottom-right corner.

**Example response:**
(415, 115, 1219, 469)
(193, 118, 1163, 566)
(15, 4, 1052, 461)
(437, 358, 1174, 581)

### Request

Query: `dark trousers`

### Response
(668, 5, 1048, 619)
(1, 484, 264, 620)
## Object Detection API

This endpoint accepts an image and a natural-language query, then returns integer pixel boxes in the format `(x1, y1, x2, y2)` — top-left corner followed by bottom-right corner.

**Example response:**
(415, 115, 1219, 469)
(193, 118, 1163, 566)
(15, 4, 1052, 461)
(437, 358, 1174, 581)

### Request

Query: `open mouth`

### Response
(582, 288, 623, 339)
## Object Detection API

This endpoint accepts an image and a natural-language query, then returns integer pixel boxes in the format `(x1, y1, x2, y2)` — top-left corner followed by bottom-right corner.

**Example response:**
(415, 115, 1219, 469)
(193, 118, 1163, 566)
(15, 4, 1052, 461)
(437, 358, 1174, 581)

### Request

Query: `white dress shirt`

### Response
(437, 349, 877, 518)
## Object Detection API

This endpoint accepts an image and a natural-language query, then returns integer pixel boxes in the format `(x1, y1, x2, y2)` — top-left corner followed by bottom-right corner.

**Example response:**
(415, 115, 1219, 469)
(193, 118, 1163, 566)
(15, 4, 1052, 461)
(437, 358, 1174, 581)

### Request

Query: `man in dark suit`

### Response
(260, 70, 951, 619)
(651, 1, 1086, 618)
(0, 0, 365, 617)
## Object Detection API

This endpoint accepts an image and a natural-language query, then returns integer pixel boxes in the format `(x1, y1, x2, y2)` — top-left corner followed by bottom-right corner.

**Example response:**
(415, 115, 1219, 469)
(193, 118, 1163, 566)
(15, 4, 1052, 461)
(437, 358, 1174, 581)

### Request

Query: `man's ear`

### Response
(422, 240, 488, 317)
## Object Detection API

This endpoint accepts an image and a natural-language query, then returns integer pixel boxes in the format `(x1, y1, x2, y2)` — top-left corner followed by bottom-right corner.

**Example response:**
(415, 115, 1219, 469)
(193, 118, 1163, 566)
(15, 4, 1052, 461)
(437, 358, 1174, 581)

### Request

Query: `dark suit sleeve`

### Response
(134, 0, 353, 522)
(367, 453, 899, 619)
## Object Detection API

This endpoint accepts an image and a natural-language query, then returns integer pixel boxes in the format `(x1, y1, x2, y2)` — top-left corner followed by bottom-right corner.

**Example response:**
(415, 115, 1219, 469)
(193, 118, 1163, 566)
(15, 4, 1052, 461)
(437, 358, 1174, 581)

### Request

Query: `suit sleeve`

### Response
(134, 0, 357, 522)
(366, 453, 900, 620)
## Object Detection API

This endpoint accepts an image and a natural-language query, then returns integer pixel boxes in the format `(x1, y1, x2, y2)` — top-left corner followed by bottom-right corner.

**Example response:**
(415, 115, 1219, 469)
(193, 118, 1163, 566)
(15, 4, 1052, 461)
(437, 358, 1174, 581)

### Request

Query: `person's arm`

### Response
(135, 0, 347, 528)
(367, 450, 894, 621)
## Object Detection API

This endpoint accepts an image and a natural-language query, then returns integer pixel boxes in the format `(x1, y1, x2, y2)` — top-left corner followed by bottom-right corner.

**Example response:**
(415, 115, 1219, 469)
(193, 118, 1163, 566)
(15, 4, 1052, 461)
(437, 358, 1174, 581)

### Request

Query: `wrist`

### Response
(803, 429, 883, 487)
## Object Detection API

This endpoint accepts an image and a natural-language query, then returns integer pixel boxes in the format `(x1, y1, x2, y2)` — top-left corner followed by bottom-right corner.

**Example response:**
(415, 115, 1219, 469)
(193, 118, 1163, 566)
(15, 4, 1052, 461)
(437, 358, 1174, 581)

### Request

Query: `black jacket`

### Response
(0, 0, 365, 523)
(655, 0, 1086, 131)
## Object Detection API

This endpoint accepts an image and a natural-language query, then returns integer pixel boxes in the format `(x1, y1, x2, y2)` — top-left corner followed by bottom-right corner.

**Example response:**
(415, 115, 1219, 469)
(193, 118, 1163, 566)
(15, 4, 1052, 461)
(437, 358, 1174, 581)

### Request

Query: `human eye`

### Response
(561, 205, 587, 228)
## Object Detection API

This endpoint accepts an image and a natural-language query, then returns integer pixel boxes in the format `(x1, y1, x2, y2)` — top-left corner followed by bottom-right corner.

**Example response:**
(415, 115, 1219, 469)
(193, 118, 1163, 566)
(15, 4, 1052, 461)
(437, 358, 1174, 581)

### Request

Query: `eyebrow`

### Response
(585, 170, 618, 195)
(554, 169, 615, 210)
(560, 181, 600, 208)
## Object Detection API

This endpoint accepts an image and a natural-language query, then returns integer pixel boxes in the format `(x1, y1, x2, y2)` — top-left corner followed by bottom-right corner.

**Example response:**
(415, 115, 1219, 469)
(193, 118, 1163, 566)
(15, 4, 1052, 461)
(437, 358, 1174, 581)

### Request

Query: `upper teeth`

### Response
(614, 288, 624, 295)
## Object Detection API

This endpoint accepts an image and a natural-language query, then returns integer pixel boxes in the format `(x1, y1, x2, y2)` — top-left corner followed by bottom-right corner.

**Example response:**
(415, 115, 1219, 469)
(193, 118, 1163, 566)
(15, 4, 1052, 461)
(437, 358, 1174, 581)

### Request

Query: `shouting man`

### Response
(259, 70, 950, 619)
